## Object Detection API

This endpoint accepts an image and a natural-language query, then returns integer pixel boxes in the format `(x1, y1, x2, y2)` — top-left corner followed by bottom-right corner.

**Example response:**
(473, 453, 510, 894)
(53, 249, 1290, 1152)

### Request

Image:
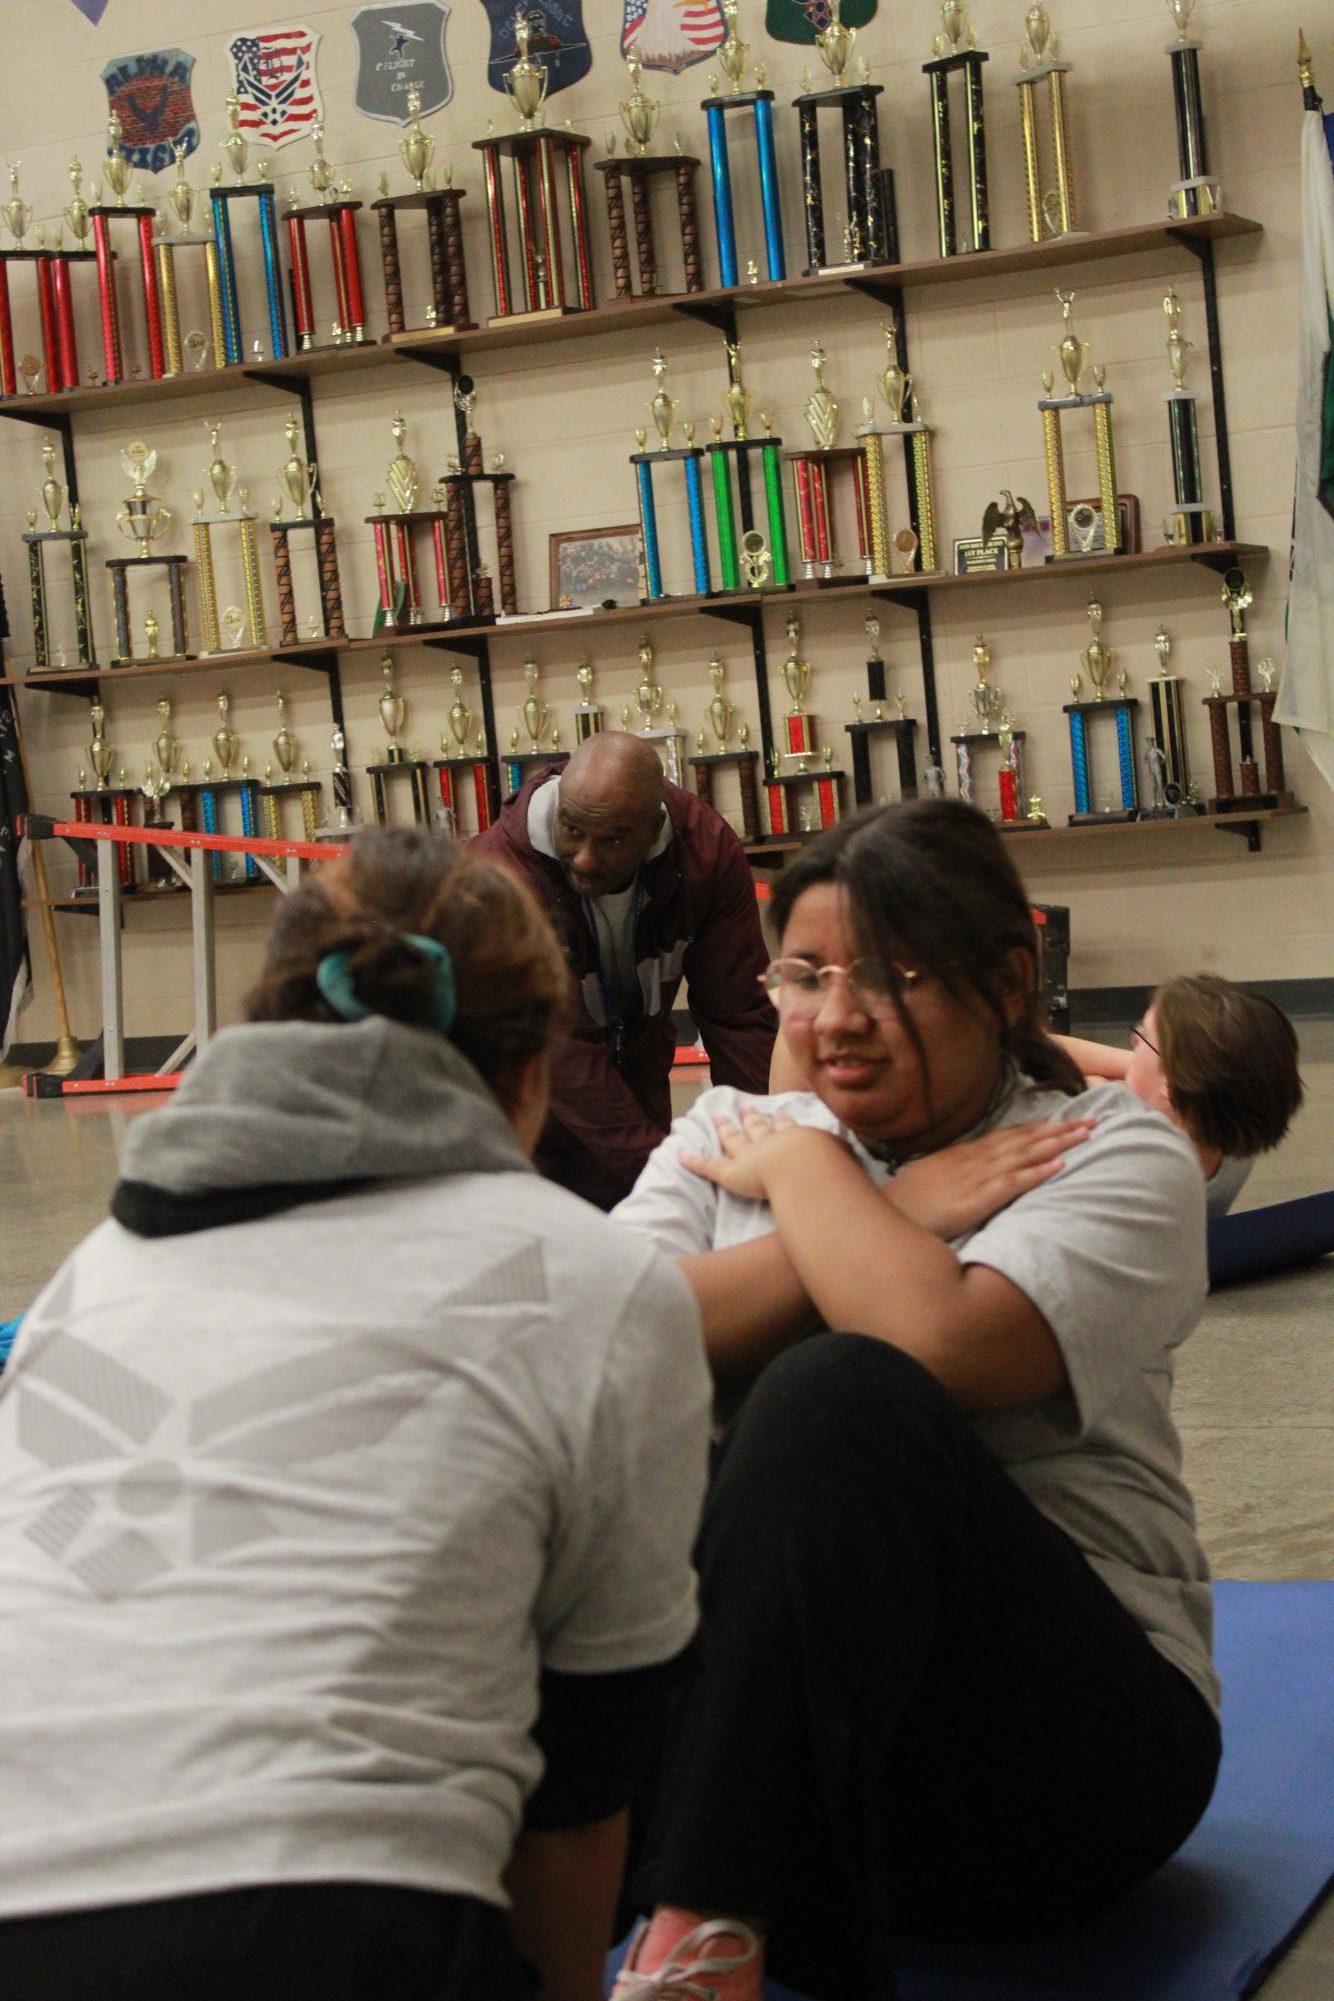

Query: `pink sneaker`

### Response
(611, 1916, 763, 2000)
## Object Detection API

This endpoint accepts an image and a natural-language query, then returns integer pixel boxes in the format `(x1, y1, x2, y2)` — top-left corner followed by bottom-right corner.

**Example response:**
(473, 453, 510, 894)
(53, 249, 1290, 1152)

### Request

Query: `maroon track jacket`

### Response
(473, 769, 776, 1209)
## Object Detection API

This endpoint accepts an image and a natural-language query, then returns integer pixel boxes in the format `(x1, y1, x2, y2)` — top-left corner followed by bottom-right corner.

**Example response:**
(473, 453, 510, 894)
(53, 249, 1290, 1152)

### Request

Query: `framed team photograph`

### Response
(548, 524, 645, 610)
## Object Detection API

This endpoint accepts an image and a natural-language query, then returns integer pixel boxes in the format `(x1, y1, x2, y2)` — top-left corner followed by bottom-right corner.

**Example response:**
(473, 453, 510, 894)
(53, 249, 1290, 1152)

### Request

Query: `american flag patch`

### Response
(227, 25, 323, 148)
(623, 0, 726, 73)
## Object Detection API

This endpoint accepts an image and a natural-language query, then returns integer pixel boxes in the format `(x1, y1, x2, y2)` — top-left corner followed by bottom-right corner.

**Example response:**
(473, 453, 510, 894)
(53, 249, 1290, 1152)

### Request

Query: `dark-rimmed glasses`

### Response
(1130, 1020, 1161, 1058)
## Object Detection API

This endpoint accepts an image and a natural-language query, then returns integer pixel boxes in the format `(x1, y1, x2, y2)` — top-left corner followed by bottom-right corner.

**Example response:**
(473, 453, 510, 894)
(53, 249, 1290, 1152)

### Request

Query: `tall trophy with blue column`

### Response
(702, 0, 787, 286)
(1063, 598, 1140, 823)
(210, 92, 290, 363)
(632, 349, 713, 601)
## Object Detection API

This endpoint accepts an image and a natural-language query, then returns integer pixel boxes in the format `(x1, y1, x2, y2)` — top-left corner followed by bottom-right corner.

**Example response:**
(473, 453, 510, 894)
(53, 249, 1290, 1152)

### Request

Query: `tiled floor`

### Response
(1, 1021, 1331, 1993)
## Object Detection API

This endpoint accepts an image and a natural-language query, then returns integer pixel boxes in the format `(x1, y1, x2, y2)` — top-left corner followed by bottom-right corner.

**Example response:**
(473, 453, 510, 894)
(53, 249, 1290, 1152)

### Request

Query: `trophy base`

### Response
(1067, 807, 1139, 826)
(486, 305, 585, 327)
(1210, 792, 1280, 815)
(390, 321, 478, 343)
(1000, 817, 1050, 832)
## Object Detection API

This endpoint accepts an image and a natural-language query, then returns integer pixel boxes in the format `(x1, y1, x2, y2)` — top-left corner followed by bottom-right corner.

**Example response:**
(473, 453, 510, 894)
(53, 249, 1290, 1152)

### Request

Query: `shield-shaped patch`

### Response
(101, 48, 200, 174)
(481, 0, 591, 102)
(621, 0, 726, 75)
(226, 24, 324, 150)
(765, 0, 877, 45)
(352, 3, 453, 125)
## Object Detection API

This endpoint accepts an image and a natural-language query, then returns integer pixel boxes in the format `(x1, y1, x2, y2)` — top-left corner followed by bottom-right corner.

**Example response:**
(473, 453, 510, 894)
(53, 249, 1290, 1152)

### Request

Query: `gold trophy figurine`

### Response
(2, 162, 32, 246)
(116, 443, 171, 556)
(876, 318, 912, 423)
(213, 691, 240, 777)
(222, 92, 251, 185)
(621, 49, 660, 155)
(154, 698, 179, 781)
(89, 701, 114, 789)
(706, 653, 735, 748)
(63, 159, 92, 247)
(934, 2, 978, 55)
(521, 655, 550, 748)
(816, 0, 857, 80)
(781, 612, 813, 714)
(447, 666, 473, 752)
(205, 420, 235, 514)
(378, 657, 407, 762)
(804, 343, 840, 450)
(279, 412, 319, 519)
(166, 138, 199, 234)
(1080, 598, 1115, 699)
(399, 85, 435, 190)
(717, 0, 752, 95)
(1054, 288, 1088, 396)
(40, 439, 64, 528)
(649, 348, 677, 449)
(102, 116, 133, 207)
(504, 13, 550, 131)
(273, 692, 298, 775)
(634, 636, 663, 729)
(723, 337, 753, 440)
(970, 636, 1003, 731)
(981, 489, 1038, 569)
(385, 410, 419, 514)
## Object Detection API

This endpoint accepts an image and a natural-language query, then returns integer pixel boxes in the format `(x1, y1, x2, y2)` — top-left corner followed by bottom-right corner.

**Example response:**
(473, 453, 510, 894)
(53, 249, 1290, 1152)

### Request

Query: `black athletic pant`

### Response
(0, 1883, 533, 2000)
(635, 1336, 1222, 2001)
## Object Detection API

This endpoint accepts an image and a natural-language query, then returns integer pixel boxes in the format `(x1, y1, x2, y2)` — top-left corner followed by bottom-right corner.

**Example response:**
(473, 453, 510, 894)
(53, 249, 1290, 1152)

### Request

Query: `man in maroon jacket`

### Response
(473, 732, 775, 1209)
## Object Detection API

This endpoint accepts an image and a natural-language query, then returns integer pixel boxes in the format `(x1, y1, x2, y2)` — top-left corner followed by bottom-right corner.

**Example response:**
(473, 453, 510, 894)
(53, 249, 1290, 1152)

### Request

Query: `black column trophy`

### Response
(1161, 288, 1217, 547)
(154, 140, 223, 376)
(210, 93, 289, 364)
(432, 665, 496, 836)
(1064, 599, 1139, 823)
(706, 338, 792, 593)
(846, 614, 919, 808)
(854, 315, 940, 577)
(258, 693, 322, 842)
(473, 16, 595, 324)
(1165, 0, 1221, 220)
(1014, 4, 1081, 243)
(24, 440, 96, 669)
(765, 613, 846, 837)
(690, 652, 760, 842)
(702, 0, 787, 286)
(367, 657, 432, 824)
(72, 701, 137, 892)
(269, 411, 347, 645)
(632, 349, 713, 600)
(793, 0, 897, 277)
(1144, 624, 1202, 816)
(923, 3, 990, 257)
(106, 441, 192, 664)
(1203, 570, 1292, 812)
(191, 421, 266, 656)
(505, 655, 565, 796)
(596, 53, 706, 300)
(286, 125, 370, 350)
(1039, 291, 1120, 561)
(373, 86, 475, 340)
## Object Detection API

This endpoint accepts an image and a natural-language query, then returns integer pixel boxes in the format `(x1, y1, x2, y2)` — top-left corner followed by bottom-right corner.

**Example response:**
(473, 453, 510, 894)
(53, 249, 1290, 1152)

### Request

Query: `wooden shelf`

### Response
(0, 211, 1261, 423)
(1, 542, 1271, 696)
(999, 805, 1307, 848)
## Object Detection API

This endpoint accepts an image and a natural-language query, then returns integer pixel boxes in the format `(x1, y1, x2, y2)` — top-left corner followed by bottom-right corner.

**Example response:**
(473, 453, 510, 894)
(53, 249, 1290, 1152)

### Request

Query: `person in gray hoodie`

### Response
(0, 827, 711, 2001)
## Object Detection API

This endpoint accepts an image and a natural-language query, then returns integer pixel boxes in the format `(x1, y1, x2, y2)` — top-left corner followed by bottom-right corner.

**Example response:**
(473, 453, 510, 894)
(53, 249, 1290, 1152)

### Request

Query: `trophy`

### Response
(846, 614, 920, 808)
(256, 691, 322, 842)
(572, 657, 604, 741)
(72, 699, 137, 891)
(1038, 291, 1120, 560)
(437, 375, 520, 619)
(152, 138, 224, 377)
(0, 160, 95, 398)
(24, 439, 97, 669)
(706, 337, 791, 592)
(1165, 0, 1221, 219)
(923, 3, 991, 257)
(1014, 4, 1081, 243)
(785, 343, 862, 581)
(191, 692, 261, 881)
(85, 118, 170, 384)
(764, 611, 845, 836)
(471, 15, 595, 323)
(633, 349, 712, 598)
(285, 125, 370, 350)
(432, 663, 496, 835)
(191, 421, 266, 655)
(950, 637, 1026, 813)
(689, 652, 761, 841)
(981, 489, 1039, 569)
(367, 410, 443, 630)
(596, 52, 706, 299)
(794, 0, 898, 277)
(854, 315, 940, 577)
(1063, 599, 1140, 822)
(269, 409, 347, 644)
(210, 92, 291, 363)
(504, 654, 564, 795)
(1204, 569, 1292, 810)
(107, 441, 192, 662)
(1161, 289, 1217, 546)
(1146, 624, 1196, 811)
(367, 656, 432, 824)
(372, 84, 475, 339)
(702, 0, 788, 286)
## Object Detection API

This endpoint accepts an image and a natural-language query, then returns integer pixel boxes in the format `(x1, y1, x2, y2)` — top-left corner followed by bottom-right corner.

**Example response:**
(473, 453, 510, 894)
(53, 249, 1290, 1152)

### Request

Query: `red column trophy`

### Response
(73, 701, 137, 891)
(0, 162, 96, 397)
(286, 125, 371, 350)
(765, 613, 845, 837)
(785, 343, 864, 583)
(594, 52, 706, 300)
(372, 86, 474, 340)
(472, 17, 595, 324)
(689, 653, 761, 842)
(88, 115, 168, 385)
(258, 693, 323, 842)
(268, 411, 347, 645)
(366, 410, 451, 631)
(432, 665, 496, 836)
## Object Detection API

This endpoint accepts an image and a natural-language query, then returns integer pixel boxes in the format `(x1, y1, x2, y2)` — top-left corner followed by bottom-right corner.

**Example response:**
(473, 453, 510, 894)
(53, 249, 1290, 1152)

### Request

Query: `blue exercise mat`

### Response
(611, 1582, 1333, 2001)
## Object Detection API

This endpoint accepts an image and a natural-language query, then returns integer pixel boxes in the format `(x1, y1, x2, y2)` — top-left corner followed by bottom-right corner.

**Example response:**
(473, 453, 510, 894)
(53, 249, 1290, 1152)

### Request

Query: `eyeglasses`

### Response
(1131, 1020, 1161, 1057)
(760, 957, 928, 1018)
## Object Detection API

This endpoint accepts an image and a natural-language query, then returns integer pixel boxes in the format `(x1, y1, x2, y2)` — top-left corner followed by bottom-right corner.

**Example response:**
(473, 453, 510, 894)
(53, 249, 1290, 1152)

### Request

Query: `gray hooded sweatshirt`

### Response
(0, 1016, 709, 1921)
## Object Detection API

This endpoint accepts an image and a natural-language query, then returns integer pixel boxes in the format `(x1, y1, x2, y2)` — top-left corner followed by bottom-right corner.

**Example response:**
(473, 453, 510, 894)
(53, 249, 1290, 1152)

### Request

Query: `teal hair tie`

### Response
(316, 930, 457, 1039)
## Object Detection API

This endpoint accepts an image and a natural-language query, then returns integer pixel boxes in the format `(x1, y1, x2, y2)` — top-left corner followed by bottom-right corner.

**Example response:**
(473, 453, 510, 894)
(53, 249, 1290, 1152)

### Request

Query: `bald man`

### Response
(473, 733, 775, 1209)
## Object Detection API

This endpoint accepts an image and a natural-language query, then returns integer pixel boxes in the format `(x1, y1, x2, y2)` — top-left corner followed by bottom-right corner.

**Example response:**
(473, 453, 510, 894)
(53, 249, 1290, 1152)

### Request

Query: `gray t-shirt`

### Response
(0, 1172, 710, 1921)
(614, 1075, 1218, 1714)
